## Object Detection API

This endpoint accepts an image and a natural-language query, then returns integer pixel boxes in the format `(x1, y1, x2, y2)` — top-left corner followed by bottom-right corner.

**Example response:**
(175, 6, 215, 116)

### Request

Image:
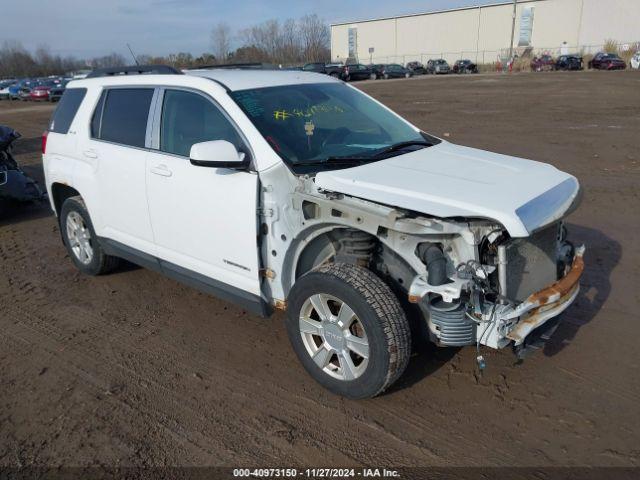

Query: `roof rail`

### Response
(191, 63, 278, 70)
(85, 64, 182, 78)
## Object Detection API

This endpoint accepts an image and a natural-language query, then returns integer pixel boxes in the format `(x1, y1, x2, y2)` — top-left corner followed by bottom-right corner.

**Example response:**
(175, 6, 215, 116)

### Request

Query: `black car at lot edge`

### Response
(452, 59, 478, 74)
(555, 55, 583, 71)
(380, 64, 412, 79)
(588, 52, 626, 70)
(301, 62, 343, 78)
(342, 64, 376, 81)
(406, 61, 427, 75)
(369, 64, 386, 79)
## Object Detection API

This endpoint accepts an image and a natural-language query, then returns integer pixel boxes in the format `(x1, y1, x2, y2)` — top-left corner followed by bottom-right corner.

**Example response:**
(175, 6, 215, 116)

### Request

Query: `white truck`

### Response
(43, 65, 584, 398)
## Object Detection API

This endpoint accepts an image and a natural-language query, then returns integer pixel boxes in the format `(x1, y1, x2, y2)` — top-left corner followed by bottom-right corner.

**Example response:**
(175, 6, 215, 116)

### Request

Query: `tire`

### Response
(60, 196, 120, 276)
(286, 263, 411, 399)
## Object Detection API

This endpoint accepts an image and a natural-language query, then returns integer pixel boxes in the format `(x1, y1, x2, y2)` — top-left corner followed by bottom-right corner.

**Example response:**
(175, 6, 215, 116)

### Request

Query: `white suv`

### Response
(43, 65, 584, 398)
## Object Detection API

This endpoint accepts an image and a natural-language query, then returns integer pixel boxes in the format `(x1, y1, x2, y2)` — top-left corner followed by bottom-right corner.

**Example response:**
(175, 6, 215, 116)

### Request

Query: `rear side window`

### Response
(49, 88, 87, 134)
(96, 88, 154, 148)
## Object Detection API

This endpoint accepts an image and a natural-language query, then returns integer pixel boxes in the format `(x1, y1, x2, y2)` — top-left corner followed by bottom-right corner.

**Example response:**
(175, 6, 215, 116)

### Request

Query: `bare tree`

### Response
(211, 22, 232, 64)
(91, 52, 127, 68)
(299, 14, 330, 63)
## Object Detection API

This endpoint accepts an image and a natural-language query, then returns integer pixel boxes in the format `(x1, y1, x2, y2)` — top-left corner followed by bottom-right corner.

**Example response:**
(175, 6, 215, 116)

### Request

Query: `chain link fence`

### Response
(360, 41, 639, 69)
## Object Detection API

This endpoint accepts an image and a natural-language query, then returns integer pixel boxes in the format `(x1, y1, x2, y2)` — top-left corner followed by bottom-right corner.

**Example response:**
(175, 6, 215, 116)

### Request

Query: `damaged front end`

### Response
(408, 221, 584, 354)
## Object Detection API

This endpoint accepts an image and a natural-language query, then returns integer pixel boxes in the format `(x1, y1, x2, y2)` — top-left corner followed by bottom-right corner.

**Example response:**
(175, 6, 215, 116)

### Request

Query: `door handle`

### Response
(83, 149, 98, 159)
(150, 164, 172, 177)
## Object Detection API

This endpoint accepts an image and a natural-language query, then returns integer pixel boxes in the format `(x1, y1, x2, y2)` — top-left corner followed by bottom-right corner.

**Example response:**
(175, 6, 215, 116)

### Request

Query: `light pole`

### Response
(508, 0, 517, 61)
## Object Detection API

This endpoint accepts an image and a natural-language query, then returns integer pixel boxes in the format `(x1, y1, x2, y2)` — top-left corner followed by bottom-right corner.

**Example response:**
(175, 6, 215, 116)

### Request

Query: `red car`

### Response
(530, 55, 555, 72)
(588, 52, 626, 70)
(30, 85, 51, 101)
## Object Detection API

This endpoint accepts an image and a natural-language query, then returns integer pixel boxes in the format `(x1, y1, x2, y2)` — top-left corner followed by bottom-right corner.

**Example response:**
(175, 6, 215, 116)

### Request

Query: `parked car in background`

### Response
(406, 61, 427, 75)
(368, 64, 386, 79)
(426, 59, 450, 74)
(531, 55, 556, 72)
(555, 55, 583, 71)
(8, 82, 26, 100)
(588, 52, 626, 70)
(381, 64, 412, 79)
(452, 59, 478, 74)
(301, 63, 343, 78)
(342, 63, 376, 81)
(49, 80, 69, 102)
(628, 52, 640, 69)
(0, 81, 16, 100)
(17, 86, 32, 101)
(30, 84, 53, 101)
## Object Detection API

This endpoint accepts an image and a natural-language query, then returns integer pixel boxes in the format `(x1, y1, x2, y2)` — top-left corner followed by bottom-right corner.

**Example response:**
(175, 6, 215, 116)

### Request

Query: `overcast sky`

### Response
(3, 0, 504, 58)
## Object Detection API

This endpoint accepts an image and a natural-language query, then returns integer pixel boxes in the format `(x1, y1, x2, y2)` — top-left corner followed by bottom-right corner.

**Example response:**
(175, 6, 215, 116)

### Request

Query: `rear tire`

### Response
(286, 263, 411, 399)
(60, 196, 120, 276)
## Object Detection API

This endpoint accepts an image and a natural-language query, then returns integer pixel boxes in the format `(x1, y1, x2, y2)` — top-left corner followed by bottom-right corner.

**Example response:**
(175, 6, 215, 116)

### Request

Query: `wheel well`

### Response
(51, 183, 81, 217)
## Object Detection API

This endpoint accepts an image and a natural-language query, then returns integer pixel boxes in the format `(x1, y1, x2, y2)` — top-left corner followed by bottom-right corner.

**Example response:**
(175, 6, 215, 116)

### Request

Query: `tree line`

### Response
(0, 14, 330, 78)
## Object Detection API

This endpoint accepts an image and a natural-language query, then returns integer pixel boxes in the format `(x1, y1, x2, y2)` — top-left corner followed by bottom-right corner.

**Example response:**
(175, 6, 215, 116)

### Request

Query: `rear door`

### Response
(80, 87, 156, 255)
(145, 88, 261, 300)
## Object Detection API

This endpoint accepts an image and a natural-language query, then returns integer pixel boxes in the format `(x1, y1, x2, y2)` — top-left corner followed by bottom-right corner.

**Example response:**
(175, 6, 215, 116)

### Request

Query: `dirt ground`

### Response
(0, 71, 639, 469)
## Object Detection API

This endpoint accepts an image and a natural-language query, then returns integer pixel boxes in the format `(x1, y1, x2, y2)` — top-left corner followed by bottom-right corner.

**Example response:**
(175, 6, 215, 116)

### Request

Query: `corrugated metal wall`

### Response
(330, 0, 640, 65)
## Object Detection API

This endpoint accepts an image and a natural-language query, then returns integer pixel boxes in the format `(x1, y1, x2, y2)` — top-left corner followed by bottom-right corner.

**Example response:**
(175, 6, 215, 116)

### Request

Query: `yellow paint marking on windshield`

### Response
(274, 110, 292, 121)
(273, 104, 345, 121)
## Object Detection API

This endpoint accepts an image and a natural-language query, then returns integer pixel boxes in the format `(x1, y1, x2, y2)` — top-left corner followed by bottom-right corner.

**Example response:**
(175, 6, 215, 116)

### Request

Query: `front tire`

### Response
(286, 263, 411, 399)
(60, 196, 120, 275)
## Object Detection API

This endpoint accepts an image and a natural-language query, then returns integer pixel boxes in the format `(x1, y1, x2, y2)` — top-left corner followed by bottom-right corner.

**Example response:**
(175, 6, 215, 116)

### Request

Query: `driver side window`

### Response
(160, 89, 242, 157)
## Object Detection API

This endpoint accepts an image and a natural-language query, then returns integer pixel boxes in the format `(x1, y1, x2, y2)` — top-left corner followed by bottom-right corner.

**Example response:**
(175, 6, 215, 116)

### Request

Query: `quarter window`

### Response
(49, 88, 87, 134)
(97, 88, 154, 148)
(160, 89, 242, 157)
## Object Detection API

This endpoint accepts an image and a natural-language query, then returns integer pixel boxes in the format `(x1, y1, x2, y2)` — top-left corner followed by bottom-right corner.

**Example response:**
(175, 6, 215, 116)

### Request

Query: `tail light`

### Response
(41, 130, 48, 154)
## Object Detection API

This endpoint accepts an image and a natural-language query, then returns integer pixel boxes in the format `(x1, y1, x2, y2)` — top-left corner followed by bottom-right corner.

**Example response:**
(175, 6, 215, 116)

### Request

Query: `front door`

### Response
(145, 88, 261, 299)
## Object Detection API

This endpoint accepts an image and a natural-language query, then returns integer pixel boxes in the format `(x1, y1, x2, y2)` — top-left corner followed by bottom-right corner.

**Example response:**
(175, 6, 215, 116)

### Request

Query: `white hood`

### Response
(314, 141, 580, 237)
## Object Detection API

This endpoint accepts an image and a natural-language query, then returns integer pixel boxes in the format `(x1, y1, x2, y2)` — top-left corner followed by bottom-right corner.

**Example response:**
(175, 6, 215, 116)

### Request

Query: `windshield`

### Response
(230, 82, 435, 171)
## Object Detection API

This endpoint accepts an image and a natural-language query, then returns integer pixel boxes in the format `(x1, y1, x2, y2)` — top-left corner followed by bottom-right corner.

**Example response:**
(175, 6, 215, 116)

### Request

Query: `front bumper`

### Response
(504, 245, 584, 345)
(408, 245, 585, 348)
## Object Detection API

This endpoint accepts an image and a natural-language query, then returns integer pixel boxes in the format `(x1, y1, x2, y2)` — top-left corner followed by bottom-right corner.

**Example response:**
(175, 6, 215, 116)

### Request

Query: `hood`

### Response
(314, 141, 580, 237)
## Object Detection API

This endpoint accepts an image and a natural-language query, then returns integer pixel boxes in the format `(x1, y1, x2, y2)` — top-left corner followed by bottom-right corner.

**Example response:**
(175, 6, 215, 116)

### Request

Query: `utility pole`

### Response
(508, 0, 517, 61)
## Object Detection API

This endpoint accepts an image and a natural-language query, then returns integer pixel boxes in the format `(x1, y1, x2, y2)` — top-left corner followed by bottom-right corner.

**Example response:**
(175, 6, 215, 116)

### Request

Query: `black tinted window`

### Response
(100, 88, 153, 148)
(49, 88, 87, 134)
(160, 89, 241, 157)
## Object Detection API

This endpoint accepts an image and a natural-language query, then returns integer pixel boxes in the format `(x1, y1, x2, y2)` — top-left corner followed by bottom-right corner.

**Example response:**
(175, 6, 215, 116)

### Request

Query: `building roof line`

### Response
(329, 0, 544, 27)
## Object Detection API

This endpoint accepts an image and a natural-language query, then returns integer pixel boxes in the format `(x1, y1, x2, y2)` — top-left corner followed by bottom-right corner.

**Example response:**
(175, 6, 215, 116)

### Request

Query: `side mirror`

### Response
(189, 140, 249, 169)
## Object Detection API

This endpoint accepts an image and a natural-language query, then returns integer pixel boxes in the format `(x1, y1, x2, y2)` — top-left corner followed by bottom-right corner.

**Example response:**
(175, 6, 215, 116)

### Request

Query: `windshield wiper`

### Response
(294, 140, 434, 168)
(370, 140, 432, 158)
(294, 156, 378, 167)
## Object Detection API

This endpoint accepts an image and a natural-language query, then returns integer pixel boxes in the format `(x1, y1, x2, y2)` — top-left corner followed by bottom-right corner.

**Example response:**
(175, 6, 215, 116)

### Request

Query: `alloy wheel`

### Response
(66, 211, 94, 265)
(299, 293, 369, 381)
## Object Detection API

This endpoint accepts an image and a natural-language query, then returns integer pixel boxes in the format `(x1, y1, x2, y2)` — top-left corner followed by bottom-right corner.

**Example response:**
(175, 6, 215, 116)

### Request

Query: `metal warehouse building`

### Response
(330, 0, 640, 65)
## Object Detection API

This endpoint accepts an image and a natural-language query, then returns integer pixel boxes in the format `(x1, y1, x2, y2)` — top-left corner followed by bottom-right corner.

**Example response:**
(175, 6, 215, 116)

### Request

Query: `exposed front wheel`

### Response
(60, 196, 120, 275)
(286, 263, 411, 399)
